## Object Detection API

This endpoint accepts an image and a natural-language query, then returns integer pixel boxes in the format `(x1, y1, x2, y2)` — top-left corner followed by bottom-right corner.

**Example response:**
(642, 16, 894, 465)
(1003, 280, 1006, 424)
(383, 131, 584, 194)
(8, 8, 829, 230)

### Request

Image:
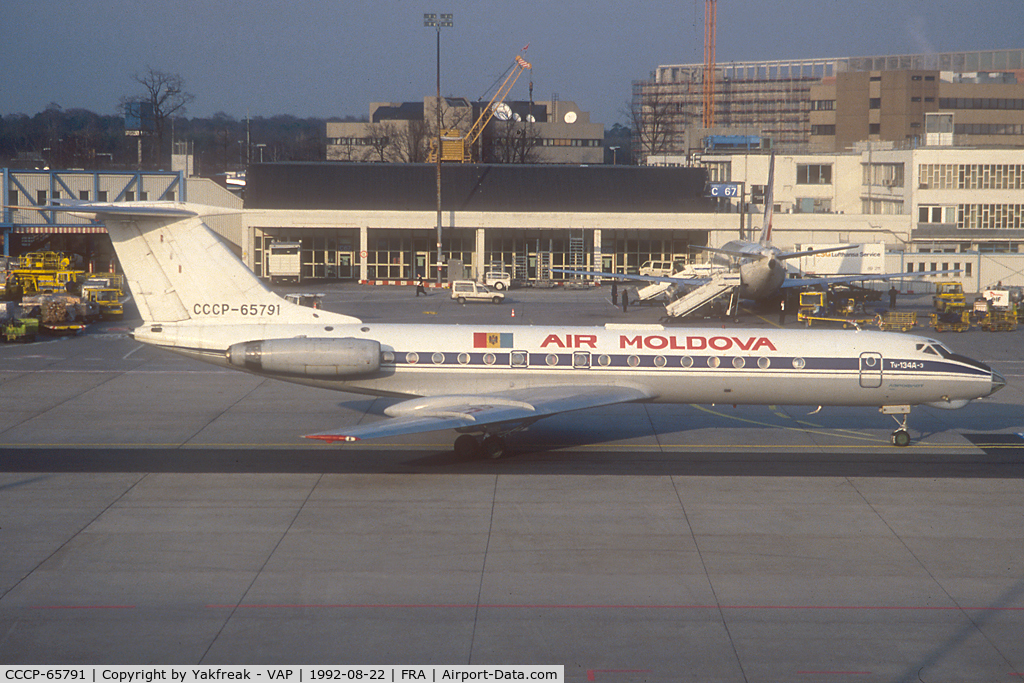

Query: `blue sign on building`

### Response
(707, 182, 741, 198)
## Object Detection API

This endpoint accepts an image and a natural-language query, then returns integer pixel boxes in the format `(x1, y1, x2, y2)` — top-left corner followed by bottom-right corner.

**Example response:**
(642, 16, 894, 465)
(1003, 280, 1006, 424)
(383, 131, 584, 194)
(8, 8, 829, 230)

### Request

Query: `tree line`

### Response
(0, 105, 363, 174)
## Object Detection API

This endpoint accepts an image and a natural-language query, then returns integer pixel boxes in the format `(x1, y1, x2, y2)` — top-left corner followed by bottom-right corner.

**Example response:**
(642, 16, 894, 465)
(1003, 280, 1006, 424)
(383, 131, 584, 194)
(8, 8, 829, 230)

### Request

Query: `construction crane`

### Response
(428, 54, 533, 163)
(703, 0, 717, 129)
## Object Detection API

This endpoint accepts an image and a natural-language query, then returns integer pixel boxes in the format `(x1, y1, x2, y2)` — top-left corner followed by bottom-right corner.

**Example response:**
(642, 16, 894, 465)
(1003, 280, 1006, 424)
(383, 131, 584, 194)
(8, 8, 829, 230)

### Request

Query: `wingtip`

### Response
(303, 434, 360, 444)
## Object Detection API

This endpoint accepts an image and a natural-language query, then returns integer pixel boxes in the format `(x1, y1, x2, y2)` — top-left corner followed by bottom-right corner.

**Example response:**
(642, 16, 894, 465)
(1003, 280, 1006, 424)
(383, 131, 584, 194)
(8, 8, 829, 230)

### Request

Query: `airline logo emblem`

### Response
(474, 332, 513, 348)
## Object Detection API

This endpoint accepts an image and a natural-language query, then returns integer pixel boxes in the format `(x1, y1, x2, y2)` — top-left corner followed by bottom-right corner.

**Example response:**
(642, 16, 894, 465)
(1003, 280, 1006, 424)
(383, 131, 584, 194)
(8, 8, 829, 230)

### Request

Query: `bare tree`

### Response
(394, 119, 429, 163)
(122, 67, 195, 168)
(629, 80, 674, 163)
(487, 120, 540, 164)
(364, 120, 398, 162)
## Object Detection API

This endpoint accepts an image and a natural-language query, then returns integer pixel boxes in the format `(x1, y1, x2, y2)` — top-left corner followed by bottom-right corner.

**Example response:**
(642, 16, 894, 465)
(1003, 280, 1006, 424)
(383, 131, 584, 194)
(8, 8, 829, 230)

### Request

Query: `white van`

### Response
(451, 280, 505, 304)
(484, 270, 512, 290)
(639, 260, 684, 277)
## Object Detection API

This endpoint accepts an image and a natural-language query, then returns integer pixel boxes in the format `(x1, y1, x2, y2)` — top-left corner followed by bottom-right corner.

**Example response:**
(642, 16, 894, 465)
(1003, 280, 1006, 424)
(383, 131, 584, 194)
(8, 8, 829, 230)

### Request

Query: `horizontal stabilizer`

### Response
(776, 244, 857, 261)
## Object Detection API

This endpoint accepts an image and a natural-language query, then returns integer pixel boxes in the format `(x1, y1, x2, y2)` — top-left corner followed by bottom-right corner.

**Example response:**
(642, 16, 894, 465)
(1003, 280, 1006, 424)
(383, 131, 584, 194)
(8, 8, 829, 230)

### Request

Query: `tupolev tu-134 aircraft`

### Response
(51, 201, 1004, 454)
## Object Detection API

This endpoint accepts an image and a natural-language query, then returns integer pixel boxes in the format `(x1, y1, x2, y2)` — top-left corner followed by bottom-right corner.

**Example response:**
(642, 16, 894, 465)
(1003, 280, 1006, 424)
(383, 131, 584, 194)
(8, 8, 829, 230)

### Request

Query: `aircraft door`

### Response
(859, 352, 883, 388)
(573, 351, 591, 369)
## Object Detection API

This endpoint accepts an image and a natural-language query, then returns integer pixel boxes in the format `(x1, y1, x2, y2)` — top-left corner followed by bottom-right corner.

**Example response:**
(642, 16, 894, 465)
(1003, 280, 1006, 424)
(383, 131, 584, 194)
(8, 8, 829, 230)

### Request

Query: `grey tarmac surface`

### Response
(1, 283, 1022, 680)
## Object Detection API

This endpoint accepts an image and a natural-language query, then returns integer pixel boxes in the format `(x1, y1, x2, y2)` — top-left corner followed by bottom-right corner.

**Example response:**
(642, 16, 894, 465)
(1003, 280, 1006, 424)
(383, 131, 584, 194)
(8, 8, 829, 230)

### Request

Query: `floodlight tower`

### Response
(424, 12, 453, 284)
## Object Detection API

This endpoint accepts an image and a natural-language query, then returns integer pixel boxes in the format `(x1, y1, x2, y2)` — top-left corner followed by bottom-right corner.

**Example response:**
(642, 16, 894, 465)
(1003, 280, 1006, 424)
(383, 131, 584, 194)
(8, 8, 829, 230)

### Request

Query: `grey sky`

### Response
(3, 0, 1020, 127)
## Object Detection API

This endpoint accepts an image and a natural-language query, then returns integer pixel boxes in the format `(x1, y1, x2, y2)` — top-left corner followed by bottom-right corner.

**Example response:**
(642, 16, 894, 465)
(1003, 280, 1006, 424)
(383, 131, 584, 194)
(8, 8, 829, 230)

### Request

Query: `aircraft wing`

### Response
(550, 268, 708, 287)
(780, 269, 961, 289)
(304, 385, 653, 443)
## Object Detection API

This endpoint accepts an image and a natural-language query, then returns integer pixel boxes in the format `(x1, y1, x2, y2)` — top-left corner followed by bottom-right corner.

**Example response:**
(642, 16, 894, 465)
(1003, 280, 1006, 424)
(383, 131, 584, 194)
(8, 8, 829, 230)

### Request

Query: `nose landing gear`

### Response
(881, 405, 913, 447)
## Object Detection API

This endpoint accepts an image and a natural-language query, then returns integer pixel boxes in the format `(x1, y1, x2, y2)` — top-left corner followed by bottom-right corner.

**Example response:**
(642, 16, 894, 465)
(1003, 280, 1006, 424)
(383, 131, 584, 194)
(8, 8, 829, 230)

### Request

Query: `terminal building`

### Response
(4, 147, 1022, 293)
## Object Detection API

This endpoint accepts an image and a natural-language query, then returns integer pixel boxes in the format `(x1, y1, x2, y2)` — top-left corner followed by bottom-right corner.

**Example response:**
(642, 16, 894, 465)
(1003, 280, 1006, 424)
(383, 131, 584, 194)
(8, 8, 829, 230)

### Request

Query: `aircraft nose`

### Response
(989, 369, 1006, 396)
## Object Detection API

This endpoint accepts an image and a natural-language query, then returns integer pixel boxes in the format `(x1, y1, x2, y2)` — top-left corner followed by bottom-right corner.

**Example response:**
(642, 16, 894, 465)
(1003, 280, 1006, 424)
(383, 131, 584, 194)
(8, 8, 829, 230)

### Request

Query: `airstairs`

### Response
(664, 272, 741, 318)
(636, 280, 675, 301)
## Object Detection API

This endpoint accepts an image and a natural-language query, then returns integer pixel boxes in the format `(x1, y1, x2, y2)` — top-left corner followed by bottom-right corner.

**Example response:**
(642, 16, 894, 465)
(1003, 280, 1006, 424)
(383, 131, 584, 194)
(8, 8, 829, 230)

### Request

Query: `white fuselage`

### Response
(133, 320, 1002, 410)
(713, 240, 788, 300)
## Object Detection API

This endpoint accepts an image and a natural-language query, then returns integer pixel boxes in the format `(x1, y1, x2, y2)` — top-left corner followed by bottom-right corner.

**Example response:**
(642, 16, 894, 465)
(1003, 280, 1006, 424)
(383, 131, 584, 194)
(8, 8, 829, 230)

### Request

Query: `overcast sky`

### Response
(3, 0, 1020, 127)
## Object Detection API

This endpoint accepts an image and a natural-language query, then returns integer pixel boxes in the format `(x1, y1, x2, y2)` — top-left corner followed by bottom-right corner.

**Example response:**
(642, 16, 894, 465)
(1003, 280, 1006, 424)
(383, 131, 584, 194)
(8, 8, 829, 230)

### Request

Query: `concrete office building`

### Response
(636, 49, 1024, 158)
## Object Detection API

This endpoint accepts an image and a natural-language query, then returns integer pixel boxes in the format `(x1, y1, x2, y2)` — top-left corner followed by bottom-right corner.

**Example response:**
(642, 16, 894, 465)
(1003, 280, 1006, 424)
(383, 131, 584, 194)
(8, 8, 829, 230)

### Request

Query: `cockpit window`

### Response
(915, 343, 939, 356)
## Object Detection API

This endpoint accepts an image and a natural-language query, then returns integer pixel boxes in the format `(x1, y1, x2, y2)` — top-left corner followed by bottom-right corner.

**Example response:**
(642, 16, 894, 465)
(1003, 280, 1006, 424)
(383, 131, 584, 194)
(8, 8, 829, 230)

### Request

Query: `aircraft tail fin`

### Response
(758, 153, 775, 247)
(50, 201, 360, 325)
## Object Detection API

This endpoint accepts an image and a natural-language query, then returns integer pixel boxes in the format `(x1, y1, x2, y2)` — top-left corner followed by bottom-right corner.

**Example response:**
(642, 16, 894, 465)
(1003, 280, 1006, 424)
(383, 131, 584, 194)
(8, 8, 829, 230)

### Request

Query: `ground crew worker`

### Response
(889, 285, 898, 309)
(416, 277, 426, 296)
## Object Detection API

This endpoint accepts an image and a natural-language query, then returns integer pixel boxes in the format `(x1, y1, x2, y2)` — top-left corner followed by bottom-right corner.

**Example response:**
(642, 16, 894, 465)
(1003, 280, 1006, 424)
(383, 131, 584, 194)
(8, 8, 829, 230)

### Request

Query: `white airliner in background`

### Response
(51, 201, 1004, 454)
(555, 154, 949, 306)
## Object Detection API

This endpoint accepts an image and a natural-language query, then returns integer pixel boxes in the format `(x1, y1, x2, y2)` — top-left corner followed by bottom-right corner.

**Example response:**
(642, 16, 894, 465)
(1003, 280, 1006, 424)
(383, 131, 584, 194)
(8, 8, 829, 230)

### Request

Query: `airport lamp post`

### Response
(424, 12, 453, 284)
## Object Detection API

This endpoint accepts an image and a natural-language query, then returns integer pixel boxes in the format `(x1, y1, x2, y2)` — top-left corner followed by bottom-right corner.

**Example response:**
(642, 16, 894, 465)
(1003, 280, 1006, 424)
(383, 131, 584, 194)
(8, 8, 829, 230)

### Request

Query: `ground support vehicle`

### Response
(283, 293, 324, 309)
(932, 281, 966, 313)
(4, 251, 86, 296)
(796, 291, 875, 328)
(877, 311, 918, 332)
(81, 274, 126, 298)
(980, 311, 1018, 332)
(266, 242, 302, 284)
(930, 310, 971, 333)
(2, 308, 39, 342)
(3, 318, 38, 342)
(22, 294, 88, 335)
(483, 270, 512, 291)
(82, 287, 124, 319)
(451, 280, 504, 304)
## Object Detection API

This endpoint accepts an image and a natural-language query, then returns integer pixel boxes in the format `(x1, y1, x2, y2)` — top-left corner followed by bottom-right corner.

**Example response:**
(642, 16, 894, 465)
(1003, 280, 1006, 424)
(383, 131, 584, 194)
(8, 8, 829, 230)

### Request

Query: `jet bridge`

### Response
(665, 271, 741, 318)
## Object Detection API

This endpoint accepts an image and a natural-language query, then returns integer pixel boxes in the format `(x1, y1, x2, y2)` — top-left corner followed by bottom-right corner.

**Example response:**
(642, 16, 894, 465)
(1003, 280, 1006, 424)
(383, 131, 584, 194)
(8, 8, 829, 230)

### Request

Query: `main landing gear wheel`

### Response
(482, 435, 509, 459)
(891, 429, 912, 447)
(454, 434, 481, 458)
(453, 434, 512, 459)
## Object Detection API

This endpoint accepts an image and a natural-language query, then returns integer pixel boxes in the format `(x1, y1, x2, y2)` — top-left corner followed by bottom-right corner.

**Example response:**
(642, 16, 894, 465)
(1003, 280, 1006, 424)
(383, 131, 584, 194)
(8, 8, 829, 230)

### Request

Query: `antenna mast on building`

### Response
(703, 0, 717, 128)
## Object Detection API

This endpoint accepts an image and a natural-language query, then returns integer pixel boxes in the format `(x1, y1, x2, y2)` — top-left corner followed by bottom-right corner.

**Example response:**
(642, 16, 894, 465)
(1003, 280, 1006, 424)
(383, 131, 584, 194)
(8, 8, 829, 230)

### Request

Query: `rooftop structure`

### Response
(327, 98, 603, 165)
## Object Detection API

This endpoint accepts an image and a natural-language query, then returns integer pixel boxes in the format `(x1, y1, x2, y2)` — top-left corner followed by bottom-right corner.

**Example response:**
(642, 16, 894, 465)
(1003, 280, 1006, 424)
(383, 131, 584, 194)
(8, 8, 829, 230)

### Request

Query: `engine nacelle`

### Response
(227, 337, 381, 377)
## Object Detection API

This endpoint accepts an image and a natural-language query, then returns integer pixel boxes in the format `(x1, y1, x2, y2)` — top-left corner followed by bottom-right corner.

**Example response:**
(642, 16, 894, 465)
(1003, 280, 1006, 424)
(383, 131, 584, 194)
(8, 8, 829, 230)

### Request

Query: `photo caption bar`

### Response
(0, 667, 564, 683)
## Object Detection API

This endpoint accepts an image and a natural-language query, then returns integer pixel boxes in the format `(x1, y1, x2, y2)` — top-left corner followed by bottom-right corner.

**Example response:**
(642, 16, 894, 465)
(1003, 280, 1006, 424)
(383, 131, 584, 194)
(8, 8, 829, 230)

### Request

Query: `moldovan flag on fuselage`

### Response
(474, 332, 513, 348)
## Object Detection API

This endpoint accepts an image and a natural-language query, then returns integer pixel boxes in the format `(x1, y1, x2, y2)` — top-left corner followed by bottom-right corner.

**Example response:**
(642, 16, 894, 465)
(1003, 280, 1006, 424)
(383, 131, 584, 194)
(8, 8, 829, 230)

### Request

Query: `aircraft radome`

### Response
(49, 201, 1005, 456)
